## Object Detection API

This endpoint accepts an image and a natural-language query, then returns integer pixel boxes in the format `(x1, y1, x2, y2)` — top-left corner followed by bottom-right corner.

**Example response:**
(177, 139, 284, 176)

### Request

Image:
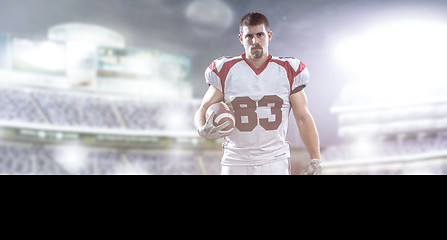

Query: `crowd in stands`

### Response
(0, 142, 221, 175)
(0, 88, 46, 124)
(322, 135, 447, 162)
(0, 87, 200, 131)
(0, 86, 219, 175)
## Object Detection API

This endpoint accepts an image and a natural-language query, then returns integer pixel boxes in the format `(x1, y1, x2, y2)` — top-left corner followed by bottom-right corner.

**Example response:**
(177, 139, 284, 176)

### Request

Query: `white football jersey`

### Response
(205, 53, 310, 166)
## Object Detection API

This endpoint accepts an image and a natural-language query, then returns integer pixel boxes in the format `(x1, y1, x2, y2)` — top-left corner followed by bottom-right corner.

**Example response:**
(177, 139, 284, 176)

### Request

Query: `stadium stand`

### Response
(0, 86, 199, 132)
(322, 80, 447, 174)
(0, 141, 221, 175)
(0, 85, 217, 175)
(0, 88, 46, 124)
(0, 26, 214, 175)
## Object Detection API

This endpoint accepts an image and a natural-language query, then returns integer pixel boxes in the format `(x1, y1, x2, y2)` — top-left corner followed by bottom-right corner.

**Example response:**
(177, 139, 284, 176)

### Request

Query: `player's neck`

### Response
(244, 52, 270, 69)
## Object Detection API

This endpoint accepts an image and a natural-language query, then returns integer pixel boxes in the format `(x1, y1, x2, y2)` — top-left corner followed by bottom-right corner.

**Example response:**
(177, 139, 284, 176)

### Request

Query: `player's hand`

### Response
(198, 111, 234, 140)
(304, 159, 322, 175)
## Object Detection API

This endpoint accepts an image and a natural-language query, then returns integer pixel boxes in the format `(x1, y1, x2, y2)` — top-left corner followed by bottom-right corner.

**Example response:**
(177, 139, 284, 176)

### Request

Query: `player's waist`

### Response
(221, 144, 291, 167)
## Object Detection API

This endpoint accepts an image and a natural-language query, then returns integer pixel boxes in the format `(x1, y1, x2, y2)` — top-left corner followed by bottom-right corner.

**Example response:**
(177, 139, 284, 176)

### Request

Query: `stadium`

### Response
(1, 0, 447, 174)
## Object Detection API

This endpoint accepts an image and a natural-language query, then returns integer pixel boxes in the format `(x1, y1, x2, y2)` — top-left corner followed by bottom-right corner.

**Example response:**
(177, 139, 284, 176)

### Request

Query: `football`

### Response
(206, 102, 235, 132)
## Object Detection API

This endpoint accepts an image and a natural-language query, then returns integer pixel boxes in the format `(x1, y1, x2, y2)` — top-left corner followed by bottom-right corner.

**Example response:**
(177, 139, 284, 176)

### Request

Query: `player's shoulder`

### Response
(213, 55, 243, 66)
(271, 56, 302, 65)
(209, 55, 244, 72)
(271, 56, 304, 71)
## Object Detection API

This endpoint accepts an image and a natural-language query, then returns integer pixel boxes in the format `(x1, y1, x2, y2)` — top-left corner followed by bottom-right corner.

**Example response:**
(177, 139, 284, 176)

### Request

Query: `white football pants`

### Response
(221, 159, 291, 175)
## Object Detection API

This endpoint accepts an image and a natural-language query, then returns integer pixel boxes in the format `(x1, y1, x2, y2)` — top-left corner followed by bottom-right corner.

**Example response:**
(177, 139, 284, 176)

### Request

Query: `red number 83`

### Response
(231, 95, 284, 132)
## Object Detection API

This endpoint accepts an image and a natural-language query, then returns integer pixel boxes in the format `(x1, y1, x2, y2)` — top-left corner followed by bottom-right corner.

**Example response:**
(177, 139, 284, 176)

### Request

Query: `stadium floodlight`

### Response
(48, 23, 126, 48)
(334, 16, 447, 103)
(54, 144, 88, 174)
(352, 138, 378, 161)
(13, 38, 66, 74)
(185, 0, 234, 36)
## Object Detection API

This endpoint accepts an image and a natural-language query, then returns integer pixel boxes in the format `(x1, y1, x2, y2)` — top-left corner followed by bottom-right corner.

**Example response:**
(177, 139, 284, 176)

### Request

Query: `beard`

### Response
(249, 44, 264, 59)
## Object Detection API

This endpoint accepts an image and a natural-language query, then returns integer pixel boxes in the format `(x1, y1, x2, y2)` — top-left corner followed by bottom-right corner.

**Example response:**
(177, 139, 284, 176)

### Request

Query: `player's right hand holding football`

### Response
(198, 111, 234, 140)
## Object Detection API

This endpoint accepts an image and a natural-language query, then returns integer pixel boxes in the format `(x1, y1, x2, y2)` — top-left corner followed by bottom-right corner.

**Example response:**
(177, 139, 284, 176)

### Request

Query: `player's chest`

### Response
(223, 63, 291, 132)
(225, 63, 290, 99)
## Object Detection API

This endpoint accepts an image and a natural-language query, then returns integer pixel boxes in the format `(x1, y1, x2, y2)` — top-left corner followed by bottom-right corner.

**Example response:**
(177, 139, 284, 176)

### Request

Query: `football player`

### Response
(194, 12, 321, 175)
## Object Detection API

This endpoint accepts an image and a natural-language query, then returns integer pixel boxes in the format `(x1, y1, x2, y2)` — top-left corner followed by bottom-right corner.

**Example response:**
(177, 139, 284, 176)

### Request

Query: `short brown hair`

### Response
(239, 12, 271, 34)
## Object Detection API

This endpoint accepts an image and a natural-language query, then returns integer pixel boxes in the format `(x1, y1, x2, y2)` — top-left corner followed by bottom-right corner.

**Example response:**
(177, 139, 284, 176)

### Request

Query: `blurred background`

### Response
(0, 0, 446, 174)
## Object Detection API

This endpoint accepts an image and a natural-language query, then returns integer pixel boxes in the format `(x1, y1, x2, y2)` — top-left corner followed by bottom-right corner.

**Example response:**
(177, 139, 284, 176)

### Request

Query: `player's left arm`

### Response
(290, 90, 322, 174)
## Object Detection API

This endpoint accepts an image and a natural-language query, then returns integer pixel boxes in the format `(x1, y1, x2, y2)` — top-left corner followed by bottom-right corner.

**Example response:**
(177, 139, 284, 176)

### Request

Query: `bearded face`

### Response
(239, 24, 272, 60)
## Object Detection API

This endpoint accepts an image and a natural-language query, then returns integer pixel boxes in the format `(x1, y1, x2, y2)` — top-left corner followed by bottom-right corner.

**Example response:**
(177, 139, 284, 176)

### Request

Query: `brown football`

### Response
(206, 102, 235, 132)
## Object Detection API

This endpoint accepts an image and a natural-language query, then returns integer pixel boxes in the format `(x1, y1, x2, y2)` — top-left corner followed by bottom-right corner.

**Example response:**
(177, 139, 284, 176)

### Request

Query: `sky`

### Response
(1, 0, 447, 147)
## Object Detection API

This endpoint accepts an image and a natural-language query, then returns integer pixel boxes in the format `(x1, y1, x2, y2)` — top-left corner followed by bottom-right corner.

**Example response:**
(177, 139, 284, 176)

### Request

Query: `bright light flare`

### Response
(54, 144, 88, 174)
(13, 39, 66, 72)
(335, 17, 447, 97)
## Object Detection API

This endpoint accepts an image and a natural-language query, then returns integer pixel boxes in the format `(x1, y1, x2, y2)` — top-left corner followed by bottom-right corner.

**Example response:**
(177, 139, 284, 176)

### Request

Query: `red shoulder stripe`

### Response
(212, 58, 243, 94)
(295, 61, 306, 77)
(208, 61, 219, 75)
(270, 59, 295, 92)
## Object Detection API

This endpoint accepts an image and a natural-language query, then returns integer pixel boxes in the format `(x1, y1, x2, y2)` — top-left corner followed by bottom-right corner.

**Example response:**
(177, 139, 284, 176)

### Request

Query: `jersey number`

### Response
(231, 95, 283, 132)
